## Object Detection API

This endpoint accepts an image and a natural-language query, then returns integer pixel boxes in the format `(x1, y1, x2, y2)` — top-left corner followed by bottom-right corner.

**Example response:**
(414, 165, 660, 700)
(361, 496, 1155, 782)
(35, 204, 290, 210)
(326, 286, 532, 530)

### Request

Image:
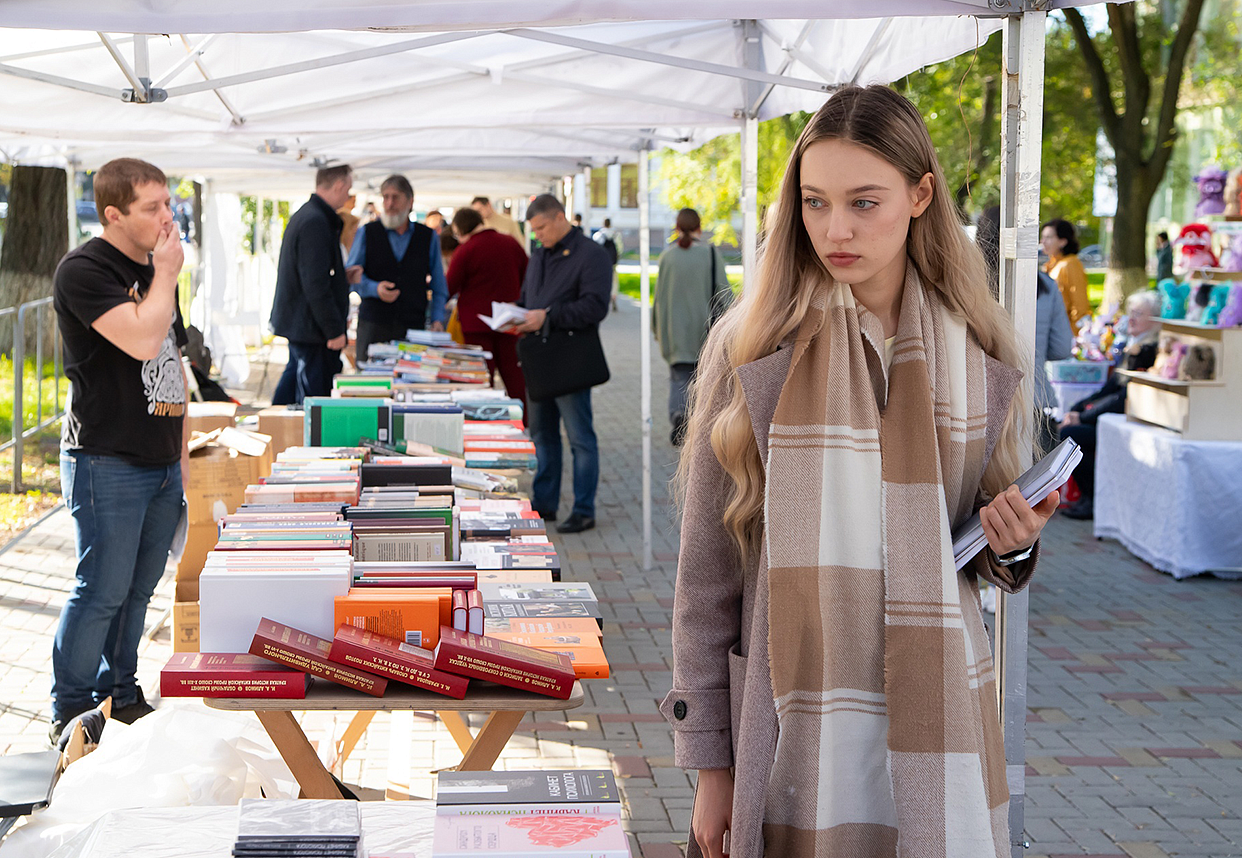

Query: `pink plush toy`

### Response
(1220, 284, 1242, 328)
(1173, 223, 1219, 277)
(1219, 231, 1242, 272)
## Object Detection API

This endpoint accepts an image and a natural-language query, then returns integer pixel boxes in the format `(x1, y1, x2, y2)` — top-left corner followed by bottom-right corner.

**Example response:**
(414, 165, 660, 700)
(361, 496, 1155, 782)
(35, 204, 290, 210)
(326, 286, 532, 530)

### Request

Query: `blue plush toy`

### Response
(1202, 284, 1232, 325)
(1158, 278, 1190, 319)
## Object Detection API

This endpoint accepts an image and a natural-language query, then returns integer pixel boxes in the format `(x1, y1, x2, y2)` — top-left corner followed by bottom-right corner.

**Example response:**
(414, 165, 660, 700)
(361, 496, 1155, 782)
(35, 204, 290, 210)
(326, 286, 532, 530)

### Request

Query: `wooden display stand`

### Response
(204, 680, 584, 799)
(1120, 320, 1242, 442)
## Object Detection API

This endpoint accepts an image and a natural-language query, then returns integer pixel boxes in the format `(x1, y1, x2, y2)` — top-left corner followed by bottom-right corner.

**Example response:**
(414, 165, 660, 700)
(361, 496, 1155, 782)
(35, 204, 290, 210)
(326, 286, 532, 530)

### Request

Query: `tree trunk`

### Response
(0, 165, 68, 356)
(1102, 163, 1157, 311)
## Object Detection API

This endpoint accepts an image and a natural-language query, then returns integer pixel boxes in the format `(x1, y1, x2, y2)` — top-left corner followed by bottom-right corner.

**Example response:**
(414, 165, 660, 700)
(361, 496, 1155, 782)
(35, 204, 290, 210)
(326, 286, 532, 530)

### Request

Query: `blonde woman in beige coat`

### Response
(661, 86, 1059, 858)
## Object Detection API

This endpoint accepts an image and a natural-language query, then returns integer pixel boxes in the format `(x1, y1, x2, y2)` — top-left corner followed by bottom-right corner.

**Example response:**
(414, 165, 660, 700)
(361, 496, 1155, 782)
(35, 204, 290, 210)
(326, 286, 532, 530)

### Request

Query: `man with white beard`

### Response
(345, 174, 448, 361)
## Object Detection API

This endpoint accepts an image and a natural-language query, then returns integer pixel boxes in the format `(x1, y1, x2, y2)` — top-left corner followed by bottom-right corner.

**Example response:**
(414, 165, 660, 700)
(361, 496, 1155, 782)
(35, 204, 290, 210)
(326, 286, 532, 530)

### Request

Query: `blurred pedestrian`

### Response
(652, 208, 730, 446)
(1041, 218, 1091, 330)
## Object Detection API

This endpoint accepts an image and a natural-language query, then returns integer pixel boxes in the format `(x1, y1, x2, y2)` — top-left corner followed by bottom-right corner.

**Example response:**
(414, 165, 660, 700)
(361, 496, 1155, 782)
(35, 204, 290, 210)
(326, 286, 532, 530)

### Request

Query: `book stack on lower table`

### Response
(168, 394, 611, 698)
(234, 798, 363, 858)
(432, 769, 630, 857)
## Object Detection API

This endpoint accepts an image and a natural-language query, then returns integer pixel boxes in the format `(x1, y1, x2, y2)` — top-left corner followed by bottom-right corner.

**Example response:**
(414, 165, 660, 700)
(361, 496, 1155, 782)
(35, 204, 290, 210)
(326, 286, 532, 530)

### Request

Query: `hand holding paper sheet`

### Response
(478, 302, 529, 333)
(951, 437, 1081, 570)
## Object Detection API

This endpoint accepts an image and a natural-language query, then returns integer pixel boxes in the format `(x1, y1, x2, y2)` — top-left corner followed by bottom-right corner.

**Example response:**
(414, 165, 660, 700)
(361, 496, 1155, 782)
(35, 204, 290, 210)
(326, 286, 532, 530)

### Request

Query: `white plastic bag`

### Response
(1, 705, 296, 858)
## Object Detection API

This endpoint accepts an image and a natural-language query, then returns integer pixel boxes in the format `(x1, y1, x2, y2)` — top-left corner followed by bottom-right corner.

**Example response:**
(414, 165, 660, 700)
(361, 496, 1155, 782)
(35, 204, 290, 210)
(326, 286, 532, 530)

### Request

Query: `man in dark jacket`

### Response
(515, 194, 612, 533)
(270, 164, 352, 404)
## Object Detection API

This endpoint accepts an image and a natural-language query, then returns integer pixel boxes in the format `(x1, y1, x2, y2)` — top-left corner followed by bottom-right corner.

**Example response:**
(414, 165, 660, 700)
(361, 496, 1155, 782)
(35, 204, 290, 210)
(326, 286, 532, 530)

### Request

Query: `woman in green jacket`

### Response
(653, 208, 731, 446)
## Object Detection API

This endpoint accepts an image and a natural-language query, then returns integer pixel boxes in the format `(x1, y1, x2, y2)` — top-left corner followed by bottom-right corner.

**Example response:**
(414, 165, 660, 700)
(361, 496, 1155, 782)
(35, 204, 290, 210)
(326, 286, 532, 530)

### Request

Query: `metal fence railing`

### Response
(1, 296, 65, 491)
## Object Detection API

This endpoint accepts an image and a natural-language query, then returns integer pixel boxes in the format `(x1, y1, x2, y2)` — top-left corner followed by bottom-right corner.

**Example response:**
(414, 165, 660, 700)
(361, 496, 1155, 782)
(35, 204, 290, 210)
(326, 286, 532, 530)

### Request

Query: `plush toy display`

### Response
(1194, 165, 1228, 217)
(1158, 278, 1190, 319)
(1219, 284, 1242, 328)
(1173, 223, 1219, 277)
(1219, 231, 1242, 273)
(1179, 343, 1217, 381)
(1199, 284, 1232, 325)
(1226, 167, 1242, 218)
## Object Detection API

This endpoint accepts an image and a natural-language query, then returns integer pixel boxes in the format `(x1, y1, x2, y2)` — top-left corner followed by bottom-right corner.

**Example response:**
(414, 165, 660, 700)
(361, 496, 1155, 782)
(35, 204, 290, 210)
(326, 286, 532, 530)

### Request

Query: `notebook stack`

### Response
(234, 798, 362, 858)
(432, 769, 629, 857)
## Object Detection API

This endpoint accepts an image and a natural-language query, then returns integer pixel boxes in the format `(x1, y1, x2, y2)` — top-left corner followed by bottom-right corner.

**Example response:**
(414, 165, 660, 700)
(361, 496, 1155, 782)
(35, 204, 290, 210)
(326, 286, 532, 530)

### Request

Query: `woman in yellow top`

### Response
(1041, 218, 1091, 331)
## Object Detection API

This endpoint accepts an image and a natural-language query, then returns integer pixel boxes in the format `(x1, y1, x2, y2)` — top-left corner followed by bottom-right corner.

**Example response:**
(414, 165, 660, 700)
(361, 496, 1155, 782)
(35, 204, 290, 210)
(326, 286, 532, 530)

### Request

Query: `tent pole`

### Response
(639, 146, 653, 572)
(996, 9, 1046, 858)
(740, 19, 761, 289)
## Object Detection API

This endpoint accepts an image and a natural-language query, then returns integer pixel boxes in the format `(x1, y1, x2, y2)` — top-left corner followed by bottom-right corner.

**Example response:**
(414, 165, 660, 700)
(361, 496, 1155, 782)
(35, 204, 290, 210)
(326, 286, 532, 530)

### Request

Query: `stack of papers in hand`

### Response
(478, 301, 529, 332)
(951, 437, 1081, 570)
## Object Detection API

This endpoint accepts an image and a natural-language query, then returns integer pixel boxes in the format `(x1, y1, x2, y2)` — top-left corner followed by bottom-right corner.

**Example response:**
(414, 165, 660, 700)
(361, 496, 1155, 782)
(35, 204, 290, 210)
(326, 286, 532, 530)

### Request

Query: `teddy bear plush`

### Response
(1158, 278, 1190, 319)
(1225, 167, 1242, 217)
(1194, 165, 1228, 217)
(1173, 223, 1219, 277)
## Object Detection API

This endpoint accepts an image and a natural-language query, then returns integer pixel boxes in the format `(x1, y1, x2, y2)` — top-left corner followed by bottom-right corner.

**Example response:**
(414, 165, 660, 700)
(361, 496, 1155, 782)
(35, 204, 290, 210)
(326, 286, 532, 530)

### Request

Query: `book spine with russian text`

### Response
(433, 626, 574, 699)
(249, 618, 387, 697)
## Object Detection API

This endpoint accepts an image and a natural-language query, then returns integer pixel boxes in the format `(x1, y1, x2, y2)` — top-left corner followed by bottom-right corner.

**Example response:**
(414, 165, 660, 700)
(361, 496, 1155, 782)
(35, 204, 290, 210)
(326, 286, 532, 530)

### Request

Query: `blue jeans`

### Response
(272, 341, 343, 405)
(52, 452, 183, 723)
(528, 389, 598, 519)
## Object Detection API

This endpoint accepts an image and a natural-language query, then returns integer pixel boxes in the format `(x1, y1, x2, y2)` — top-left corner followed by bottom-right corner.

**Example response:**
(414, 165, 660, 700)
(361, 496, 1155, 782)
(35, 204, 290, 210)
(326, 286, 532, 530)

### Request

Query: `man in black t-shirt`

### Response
(50, 158, 188, 746)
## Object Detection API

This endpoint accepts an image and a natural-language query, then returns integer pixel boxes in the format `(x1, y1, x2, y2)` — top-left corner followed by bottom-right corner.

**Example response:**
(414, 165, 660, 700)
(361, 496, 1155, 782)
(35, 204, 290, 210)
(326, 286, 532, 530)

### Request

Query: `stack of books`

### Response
(463, 420, 537, 470)
(234, 798, 363, 857)
(432, 769, 629, 857)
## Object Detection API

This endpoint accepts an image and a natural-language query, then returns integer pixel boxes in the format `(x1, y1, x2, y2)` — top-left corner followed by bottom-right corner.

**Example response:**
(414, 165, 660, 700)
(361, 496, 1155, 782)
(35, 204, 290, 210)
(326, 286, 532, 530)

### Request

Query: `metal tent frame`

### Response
(0, 5, 1067, 851)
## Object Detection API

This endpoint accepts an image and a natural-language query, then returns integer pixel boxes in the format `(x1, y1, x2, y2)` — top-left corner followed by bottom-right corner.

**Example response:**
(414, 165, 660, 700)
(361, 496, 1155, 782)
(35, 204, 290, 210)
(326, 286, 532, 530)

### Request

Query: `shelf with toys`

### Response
(1118, 320, 1242, 442)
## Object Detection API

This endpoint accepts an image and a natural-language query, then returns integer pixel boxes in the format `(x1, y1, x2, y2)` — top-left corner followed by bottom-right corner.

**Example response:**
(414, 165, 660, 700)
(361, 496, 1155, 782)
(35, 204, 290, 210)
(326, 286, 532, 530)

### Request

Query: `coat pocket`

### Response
(727, 643, 747, 760)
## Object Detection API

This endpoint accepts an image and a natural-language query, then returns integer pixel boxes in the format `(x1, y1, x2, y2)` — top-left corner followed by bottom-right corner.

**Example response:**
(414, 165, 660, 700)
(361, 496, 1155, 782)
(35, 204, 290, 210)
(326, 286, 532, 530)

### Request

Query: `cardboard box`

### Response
(175, 522, 218, 590)
(185, 429, 274, 525)
(187, 402, 238, 436)
(257, 407, 306, 457)
(173, 602, 200, 653)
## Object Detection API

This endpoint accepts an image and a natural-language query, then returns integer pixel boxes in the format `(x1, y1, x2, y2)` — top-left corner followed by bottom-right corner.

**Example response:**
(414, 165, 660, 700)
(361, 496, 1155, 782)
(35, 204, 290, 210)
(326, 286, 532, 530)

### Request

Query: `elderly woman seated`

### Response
(1059, 290, 1162, 520)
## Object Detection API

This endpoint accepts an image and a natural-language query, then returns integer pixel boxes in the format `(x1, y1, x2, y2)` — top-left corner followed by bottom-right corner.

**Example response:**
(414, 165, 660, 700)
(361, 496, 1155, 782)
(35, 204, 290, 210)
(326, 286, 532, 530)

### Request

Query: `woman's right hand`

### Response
(693, 768, 734, 858)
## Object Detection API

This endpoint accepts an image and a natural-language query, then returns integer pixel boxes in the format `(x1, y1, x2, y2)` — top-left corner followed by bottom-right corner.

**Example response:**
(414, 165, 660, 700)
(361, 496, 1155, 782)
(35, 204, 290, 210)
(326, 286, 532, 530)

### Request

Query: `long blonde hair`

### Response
(675, 85, 1031, 565)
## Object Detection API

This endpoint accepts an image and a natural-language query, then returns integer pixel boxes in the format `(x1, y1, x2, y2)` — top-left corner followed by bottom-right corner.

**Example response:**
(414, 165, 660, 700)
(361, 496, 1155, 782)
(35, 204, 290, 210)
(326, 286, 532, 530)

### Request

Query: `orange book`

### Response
(483, 616, 603, 638)
(488, 632, 610, 679)
(334, 587, 452, 650)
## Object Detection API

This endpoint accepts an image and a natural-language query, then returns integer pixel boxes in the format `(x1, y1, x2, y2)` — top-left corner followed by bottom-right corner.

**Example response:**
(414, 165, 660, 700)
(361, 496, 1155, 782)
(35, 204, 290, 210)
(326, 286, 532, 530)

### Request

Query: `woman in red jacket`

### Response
(447, 207, 529, 404)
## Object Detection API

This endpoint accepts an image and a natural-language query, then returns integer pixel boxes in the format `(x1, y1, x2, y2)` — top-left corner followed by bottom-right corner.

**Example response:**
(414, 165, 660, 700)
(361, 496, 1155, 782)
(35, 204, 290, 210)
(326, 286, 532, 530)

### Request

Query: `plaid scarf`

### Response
(763, 270, 1009, 857)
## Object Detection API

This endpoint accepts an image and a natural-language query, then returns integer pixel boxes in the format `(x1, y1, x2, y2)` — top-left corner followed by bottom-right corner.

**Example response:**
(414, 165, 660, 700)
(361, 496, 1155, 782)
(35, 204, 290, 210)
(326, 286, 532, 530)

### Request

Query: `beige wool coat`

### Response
(659, 336, 1038, 858)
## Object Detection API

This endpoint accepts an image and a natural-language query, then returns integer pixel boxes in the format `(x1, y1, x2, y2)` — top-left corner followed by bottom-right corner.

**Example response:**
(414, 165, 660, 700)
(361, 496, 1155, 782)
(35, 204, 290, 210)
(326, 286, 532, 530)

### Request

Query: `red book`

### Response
(329, 624, 469, 699)
(467, 589, 484, 636)
(249, 618, 388, 697)
(452, 590, 468, 631)
(159, 653, 309, 699)
(433, 626, 575, 700)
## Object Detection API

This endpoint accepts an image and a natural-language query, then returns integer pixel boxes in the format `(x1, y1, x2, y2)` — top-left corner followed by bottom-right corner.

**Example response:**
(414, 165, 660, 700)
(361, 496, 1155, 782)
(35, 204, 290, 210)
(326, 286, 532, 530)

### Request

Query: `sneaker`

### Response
(110, 688, 155, 725)
(555, 514, 596, 534)
(1062, 499, 1094, 520)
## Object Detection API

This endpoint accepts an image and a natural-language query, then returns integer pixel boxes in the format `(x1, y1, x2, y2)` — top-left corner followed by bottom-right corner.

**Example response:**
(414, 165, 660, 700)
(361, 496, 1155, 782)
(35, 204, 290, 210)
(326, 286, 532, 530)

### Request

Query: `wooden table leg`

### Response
(455, 710, 527, 771)
(335, 710, 378, 772)
(436, 710, 475, 754)
(255, 711, 344, 799)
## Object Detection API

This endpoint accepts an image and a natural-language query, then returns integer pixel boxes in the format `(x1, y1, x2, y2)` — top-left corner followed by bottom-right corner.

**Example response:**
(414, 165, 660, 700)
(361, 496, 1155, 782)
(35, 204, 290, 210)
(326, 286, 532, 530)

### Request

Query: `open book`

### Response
(478, 301, 529, 332)
(951, 436, 1082, 570)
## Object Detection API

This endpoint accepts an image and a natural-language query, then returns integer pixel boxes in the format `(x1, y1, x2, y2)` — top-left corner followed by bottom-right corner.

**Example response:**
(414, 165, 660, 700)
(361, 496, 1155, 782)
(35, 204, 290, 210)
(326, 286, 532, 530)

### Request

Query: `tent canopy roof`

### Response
(0, 3, 1114, 197)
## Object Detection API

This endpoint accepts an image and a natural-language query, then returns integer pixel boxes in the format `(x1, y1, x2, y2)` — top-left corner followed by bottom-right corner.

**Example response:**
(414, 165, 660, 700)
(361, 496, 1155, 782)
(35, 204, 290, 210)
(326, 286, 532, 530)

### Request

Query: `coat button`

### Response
(673, 700, 687, 720)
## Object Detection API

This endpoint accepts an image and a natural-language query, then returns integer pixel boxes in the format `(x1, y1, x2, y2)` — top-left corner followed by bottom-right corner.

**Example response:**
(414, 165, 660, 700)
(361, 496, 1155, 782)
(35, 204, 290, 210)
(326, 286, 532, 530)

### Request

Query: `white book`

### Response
(951, 437, 1082, 570)
(477, 302, 529, 332)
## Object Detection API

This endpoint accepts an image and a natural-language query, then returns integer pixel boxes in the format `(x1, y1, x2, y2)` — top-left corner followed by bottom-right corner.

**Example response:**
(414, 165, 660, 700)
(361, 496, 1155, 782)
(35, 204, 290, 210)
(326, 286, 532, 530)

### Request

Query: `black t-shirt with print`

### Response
(53, 237, 188, 466)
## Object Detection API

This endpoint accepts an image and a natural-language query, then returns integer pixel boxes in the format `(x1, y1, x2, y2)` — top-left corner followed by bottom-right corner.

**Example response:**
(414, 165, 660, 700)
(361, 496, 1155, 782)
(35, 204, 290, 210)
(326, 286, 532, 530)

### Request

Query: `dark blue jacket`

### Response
(519, 226, 611, 330)
(269, 194, 349, 344)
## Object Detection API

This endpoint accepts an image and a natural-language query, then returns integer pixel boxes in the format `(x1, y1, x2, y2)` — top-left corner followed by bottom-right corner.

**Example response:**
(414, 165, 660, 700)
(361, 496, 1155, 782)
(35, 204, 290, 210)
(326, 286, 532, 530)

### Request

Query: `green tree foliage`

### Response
(657, 113, 810, 246)
(1181, 0, 1242, 165)
(1038, 21, 1104, 233)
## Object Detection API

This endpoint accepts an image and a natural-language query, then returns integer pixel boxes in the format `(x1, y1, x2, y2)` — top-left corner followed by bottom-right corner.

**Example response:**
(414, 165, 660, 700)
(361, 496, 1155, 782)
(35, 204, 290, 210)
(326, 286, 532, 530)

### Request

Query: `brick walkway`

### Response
(1, 299, 1239, 857)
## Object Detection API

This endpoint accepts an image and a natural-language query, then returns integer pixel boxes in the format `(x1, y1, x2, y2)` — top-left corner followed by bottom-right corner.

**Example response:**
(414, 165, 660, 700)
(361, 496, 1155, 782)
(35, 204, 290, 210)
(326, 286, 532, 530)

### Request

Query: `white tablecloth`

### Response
(1094, 413, 1242, 579)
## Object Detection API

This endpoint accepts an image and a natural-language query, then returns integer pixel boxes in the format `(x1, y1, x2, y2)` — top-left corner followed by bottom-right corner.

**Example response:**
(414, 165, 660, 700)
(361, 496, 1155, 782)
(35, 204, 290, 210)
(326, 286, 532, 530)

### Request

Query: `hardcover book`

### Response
(159, 653, 309, 699)
(431, 809, 628, 857)
(250, 618, 388, 697)
(436, 769, 620, 807)
(329, 624, 469, 698)
(433, 626, 575, 699)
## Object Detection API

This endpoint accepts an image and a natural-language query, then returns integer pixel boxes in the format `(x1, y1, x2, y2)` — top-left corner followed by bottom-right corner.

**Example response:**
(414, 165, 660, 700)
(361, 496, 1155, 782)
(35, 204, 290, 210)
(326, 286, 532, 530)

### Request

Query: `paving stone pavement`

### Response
(1, 298, 1240, 857)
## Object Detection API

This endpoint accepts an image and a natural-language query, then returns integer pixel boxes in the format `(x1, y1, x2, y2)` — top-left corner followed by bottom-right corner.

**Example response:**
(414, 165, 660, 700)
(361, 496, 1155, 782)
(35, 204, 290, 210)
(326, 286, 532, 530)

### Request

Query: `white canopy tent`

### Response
(0, 5, 1126, 852)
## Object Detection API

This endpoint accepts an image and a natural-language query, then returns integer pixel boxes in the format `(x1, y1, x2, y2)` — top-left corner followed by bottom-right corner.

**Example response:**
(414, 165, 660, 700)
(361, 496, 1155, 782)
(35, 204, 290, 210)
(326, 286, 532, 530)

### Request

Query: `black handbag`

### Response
(517, 316, 610, 402)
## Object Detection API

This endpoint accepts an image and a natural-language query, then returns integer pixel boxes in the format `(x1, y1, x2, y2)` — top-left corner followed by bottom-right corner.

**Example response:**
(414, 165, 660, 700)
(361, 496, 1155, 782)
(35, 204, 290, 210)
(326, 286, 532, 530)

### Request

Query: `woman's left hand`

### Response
(980, 484, 1060, 557)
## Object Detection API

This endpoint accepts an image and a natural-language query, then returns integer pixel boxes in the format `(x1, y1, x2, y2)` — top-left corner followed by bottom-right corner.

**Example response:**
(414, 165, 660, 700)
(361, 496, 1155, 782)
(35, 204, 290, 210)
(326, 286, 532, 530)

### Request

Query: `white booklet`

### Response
(477, 301, 529, 332)
(951, 437, 1082, 570)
